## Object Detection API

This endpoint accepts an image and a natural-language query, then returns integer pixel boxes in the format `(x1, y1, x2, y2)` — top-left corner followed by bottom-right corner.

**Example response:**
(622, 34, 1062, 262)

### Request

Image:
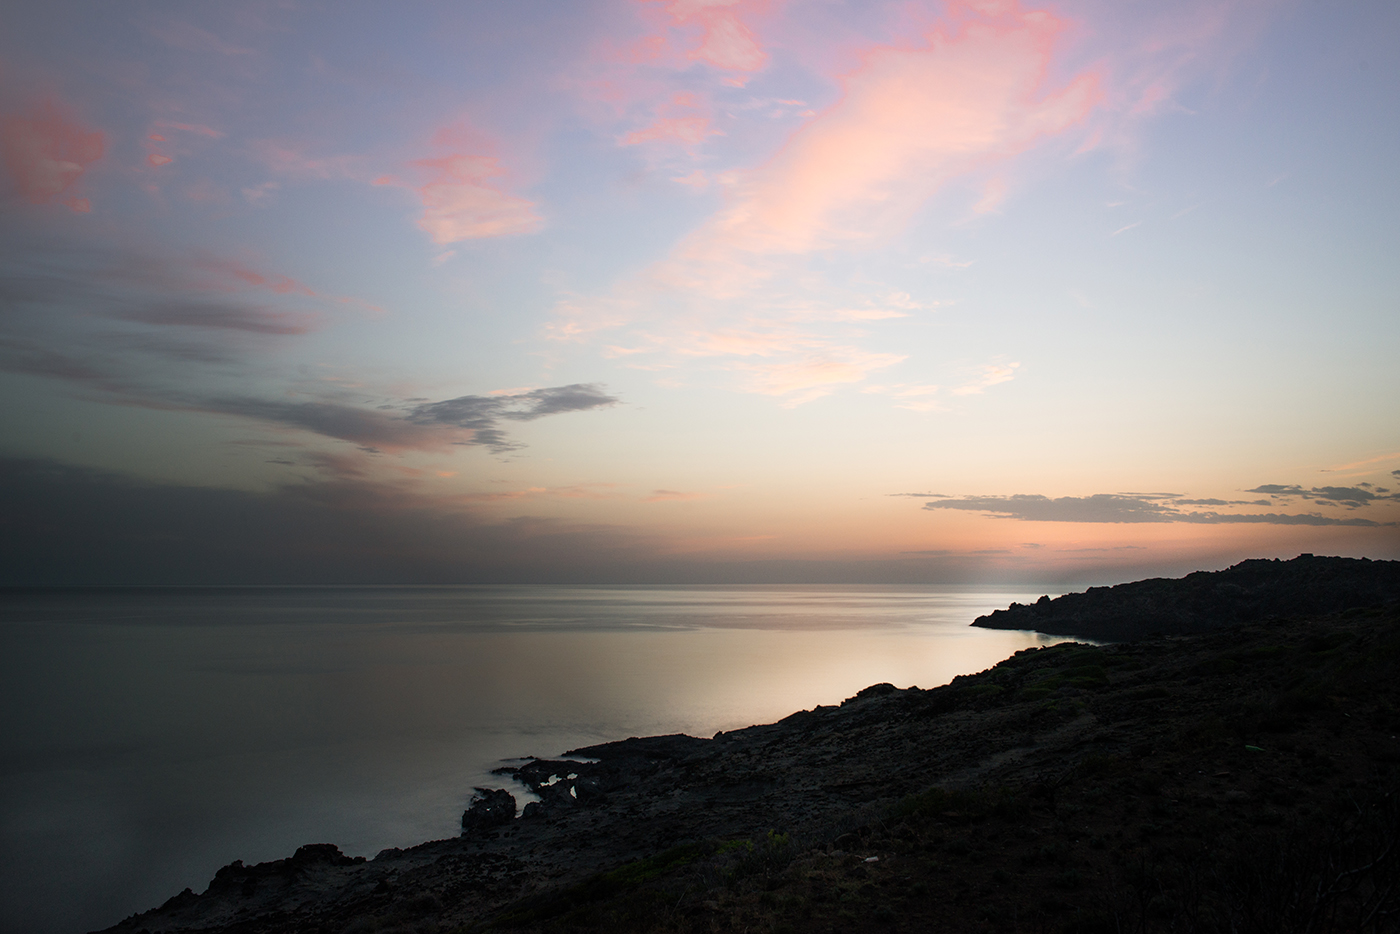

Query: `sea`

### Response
(0, 584, 1078, 934)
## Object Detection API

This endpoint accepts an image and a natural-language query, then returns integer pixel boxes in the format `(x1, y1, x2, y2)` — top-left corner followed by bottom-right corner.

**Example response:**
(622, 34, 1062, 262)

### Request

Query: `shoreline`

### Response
(96, 556, 1400, 933)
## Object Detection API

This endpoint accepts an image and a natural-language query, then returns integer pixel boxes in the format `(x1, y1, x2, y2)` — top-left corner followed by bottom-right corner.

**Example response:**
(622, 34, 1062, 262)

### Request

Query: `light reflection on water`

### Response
(0, 585, 1077, 934)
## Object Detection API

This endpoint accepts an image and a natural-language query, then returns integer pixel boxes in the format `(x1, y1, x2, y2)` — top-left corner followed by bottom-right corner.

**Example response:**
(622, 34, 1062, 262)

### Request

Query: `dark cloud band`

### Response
(409, 384, 619, 452)
(917, 492, 1394, 526)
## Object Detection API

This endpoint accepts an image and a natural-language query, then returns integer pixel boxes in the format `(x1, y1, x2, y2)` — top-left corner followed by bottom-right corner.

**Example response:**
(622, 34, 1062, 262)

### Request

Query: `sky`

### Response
(0, 0, 1397, 585)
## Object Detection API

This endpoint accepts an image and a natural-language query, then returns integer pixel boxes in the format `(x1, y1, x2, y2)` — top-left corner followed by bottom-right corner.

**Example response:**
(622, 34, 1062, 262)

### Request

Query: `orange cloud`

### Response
(1, 100, 105, 211)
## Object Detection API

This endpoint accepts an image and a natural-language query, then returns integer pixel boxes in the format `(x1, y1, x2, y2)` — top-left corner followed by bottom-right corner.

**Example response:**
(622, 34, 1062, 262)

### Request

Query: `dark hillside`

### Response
(973, 554, 1400, 641)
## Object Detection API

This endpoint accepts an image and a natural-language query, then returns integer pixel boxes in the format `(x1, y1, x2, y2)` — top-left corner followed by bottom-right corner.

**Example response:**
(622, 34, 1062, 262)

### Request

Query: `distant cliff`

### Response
(973, 554, 1400, 641)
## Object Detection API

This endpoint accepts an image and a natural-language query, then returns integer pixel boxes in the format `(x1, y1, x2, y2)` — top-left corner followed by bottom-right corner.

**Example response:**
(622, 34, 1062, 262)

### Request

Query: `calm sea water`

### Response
(0, 584, 1075, 934)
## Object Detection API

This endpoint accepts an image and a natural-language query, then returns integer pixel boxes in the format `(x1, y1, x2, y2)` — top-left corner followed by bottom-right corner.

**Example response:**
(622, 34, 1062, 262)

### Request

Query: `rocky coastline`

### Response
(972, 554, 1400, 642)
(98, 555, 1400, 933)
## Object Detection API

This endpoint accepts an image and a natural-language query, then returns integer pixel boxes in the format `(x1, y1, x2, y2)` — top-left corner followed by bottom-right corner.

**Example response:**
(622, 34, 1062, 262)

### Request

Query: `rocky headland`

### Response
(98, 555, 1400, 934)
(973, 554, 1400, 642)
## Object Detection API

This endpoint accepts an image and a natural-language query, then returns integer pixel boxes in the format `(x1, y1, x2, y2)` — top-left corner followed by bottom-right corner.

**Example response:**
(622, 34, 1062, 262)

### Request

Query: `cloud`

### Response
(642, 0, 771, 76)
(675, 0, 768, 73)
(153, 120, 225, 139)
(0, 336, 116, 384)
(248, 140, 361, 181)
(950, 361, 1020, 396)
(1, 100, 105, 211)
(622, 115, 715, 146)
(862, 383, 942, 412)
(0, 242, 335, 354)
(0, 455, 671, 586)
(644, 489, 705, 501)
(741, 351, 905, 406)
(918, 492, 1392, 527)
(4, 455, 1205, 587)
(1246, 484, 1394, 509)
(118, 302, 316, 335)
(1248, 484, 1302, 496)
(924, 493, 1183, 523)
(619, 91, 720, 148)
(196, 258, 317, 296)
(410, 384, 621, 451)
(251, 123, 543, 247)
(551, 2, 1100, 404)
(0, 241, 611, 456)
(673, 4, 1100, 261)
(206, 398, 455, 453)
(409, 153, 544, 244)
(127, 386, 617, 456)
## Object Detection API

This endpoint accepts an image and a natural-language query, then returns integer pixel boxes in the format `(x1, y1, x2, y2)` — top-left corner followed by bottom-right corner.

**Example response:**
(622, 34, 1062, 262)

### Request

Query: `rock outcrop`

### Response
(460, 787, 516, 833)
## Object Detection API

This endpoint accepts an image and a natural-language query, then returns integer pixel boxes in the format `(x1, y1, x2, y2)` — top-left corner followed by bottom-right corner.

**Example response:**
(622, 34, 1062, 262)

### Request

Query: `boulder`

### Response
(461, 787, 516, 834)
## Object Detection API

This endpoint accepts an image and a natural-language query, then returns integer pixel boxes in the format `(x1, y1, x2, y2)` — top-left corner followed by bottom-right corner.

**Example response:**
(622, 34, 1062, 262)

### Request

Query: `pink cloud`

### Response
(154, 120, 226, 139)
(672, 169, 709, 187)
(649, 0, 771, 74)
(679, 2, 1101, 260)
(195, 258, 319, 297)
(410, 153, 543, 244)
(1, 100, 105, 211)
(249, 140, 361, 181)
(551, 2, 1101, 405)
(622, 115, 714, 146)
(620, 91, 720, 147)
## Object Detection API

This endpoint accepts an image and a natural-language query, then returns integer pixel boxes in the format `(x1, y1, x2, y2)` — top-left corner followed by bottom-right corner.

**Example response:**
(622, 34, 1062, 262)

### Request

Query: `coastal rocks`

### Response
(973, 554, 1400, 641)
(95, 559, 1400, 934)
(462, 787, 517, 833)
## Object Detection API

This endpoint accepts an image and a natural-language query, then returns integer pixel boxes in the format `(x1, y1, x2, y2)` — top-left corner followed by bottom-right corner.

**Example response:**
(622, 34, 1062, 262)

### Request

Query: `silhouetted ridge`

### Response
(973, 553, 1400, 641)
